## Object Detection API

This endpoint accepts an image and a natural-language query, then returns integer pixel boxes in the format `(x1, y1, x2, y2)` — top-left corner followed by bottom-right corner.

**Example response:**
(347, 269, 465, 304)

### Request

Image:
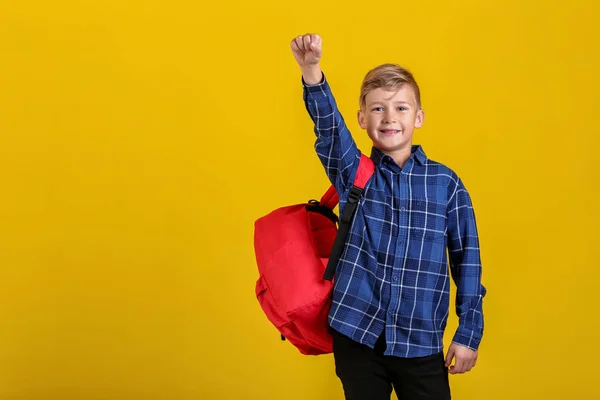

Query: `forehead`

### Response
(365, 85, 417, 105)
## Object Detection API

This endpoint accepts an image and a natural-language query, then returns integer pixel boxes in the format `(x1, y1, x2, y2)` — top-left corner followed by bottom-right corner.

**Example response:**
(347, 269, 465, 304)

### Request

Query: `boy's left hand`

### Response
(445, 343, 478, 374)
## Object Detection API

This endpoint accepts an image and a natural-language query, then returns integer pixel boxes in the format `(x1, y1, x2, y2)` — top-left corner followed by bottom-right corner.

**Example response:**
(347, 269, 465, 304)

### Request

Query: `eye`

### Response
(398, 106, 408, 111)
(372, 107, 384, 112)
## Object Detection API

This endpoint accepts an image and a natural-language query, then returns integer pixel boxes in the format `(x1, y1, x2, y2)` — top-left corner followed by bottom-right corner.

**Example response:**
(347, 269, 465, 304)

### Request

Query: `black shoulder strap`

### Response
(323, 155, 375, 281)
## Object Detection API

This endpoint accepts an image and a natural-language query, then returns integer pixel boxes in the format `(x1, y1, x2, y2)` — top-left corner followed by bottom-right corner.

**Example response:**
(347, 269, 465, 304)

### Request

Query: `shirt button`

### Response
(401, 207, 406, 212)
(393, 276, 399, 282)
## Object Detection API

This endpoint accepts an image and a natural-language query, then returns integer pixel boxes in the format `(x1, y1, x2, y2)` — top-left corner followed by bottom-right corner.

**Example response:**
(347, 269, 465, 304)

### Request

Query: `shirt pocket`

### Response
(408, 197, 447, 244)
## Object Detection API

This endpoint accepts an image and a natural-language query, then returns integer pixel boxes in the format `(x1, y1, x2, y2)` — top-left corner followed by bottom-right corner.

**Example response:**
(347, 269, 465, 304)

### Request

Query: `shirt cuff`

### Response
(302, 72, 327, 92)
(452, 328, 482, 351)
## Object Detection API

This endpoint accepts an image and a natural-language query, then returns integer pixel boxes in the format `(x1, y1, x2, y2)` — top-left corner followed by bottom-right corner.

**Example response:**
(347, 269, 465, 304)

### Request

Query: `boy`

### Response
(290, 33, 486, 400)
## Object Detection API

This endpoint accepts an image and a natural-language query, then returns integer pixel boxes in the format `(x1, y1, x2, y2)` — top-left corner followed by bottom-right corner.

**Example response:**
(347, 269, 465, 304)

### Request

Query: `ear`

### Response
(414, 109, 425, 128)
(357, 109, 367, 129)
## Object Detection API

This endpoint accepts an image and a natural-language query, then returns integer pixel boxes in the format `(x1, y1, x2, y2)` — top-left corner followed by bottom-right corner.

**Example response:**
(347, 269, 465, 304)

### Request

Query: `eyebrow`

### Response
(368, 101, 411, 106)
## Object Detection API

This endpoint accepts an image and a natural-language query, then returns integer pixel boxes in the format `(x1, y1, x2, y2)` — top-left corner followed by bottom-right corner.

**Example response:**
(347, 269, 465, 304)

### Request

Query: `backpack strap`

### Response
(319, 185, 339, 211)
(323, 154, 375, 281)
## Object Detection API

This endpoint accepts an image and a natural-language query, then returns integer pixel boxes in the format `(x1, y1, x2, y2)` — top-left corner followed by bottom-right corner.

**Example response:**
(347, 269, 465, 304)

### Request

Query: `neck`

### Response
(384, 145, 412, 168)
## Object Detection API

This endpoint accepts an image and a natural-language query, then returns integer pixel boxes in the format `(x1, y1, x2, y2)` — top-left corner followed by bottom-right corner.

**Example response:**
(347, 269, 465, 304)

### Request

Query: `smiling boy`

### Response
(290, 33, 486, 400)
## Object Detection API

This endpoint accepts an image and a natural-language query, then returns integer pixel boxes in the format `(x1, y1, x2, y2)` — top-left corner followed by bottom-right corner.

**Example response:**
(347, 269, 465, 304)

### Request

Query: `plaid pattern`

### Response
(302, 74, 486, 358)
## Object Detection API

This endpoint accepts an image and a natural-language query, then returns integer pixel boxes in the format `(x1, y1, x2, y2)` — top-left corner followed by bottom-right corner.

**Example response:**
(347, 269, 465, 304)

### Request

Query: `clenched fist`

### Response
(291, 33, 323, 84)
(291, 34, 322, 66)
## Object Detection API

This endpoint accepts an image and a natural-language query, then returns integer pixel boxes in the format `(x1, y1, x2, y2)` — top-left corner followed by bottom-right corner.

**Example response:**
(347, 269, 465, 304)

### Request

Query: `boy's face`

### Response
(358, 85, 424, 154)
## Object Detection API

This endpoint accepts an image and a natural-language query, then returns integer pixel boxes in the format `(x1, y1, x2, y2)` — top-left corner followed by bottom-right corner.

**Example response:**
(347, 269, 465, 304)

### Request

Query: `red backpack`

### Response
(253, 154, 375, 355)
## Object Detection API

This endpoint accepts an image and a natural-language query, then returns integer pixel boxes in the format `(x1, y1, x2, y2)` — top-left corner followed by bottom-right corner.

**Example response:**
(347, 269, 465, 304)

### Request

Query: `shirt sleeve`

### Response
(446, 177, 486, 350)
(302, 73, 360, 193)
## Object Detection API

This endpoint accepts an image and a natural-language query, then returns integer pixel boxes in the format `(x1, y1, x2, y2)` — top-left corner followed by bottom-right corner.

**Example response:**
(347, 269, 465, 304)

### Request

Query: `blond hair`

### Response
(359, 63, 421, 109)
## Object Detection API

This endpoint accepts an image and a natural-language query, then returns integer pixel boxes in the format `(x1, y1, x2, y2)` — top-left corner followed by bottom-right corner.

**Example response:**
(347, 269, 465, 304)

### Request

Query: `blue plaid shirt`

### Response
(302, 74, 486, 358)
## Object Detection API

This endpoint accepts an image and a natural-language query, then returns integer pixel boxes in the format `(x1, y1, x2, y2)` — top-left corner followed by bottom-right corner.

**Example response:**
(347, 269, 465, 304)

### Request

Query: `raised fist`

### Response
(290, 34, 322, 67)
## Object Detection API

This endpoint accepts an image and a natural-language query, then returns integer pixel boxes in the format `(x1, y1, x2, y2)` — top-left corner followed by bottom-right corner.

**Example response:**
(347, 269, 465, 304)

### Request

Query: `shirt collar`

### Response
(370, 145, 427, 167)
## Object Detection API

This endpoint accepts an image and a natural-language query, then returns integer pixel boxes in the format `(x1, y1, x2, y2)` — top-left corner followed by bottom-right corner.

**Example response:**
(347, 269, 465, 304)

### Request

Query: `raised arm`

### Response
(290, 34, 360, 192)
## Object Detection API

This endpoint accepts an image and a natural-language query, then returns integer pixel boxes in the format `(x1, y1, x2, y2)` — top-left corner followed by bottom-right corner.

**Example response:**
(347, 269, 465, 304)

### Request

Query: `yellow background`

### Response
(1, 0, 599, 399)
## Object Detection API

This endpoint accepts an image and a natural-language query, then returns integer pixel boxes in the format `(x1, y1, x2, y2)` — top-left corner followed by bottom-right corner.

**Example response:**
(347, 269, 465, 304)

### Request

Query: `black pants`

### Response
(331, 329, 451, 400)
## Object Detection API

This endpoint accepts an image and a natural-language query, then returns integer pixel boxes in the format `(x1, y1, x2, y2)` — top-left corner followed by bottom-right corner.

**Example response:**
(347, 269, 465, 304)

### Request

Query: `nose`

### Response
(383, 109, 397, 124)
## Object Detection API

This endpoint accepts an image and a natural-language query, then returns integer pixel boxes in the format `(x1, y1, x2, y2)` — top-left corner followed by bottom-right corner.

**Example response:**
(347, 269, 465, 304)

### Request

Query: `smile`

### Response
(380, 129, 401, 136)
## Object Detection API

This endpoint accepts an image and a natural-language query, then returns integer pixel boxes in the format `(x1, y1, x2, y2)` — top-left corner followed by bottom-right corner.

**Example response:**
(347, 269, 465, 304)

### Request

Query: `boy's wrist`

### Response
(301, 64, 323, 85)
